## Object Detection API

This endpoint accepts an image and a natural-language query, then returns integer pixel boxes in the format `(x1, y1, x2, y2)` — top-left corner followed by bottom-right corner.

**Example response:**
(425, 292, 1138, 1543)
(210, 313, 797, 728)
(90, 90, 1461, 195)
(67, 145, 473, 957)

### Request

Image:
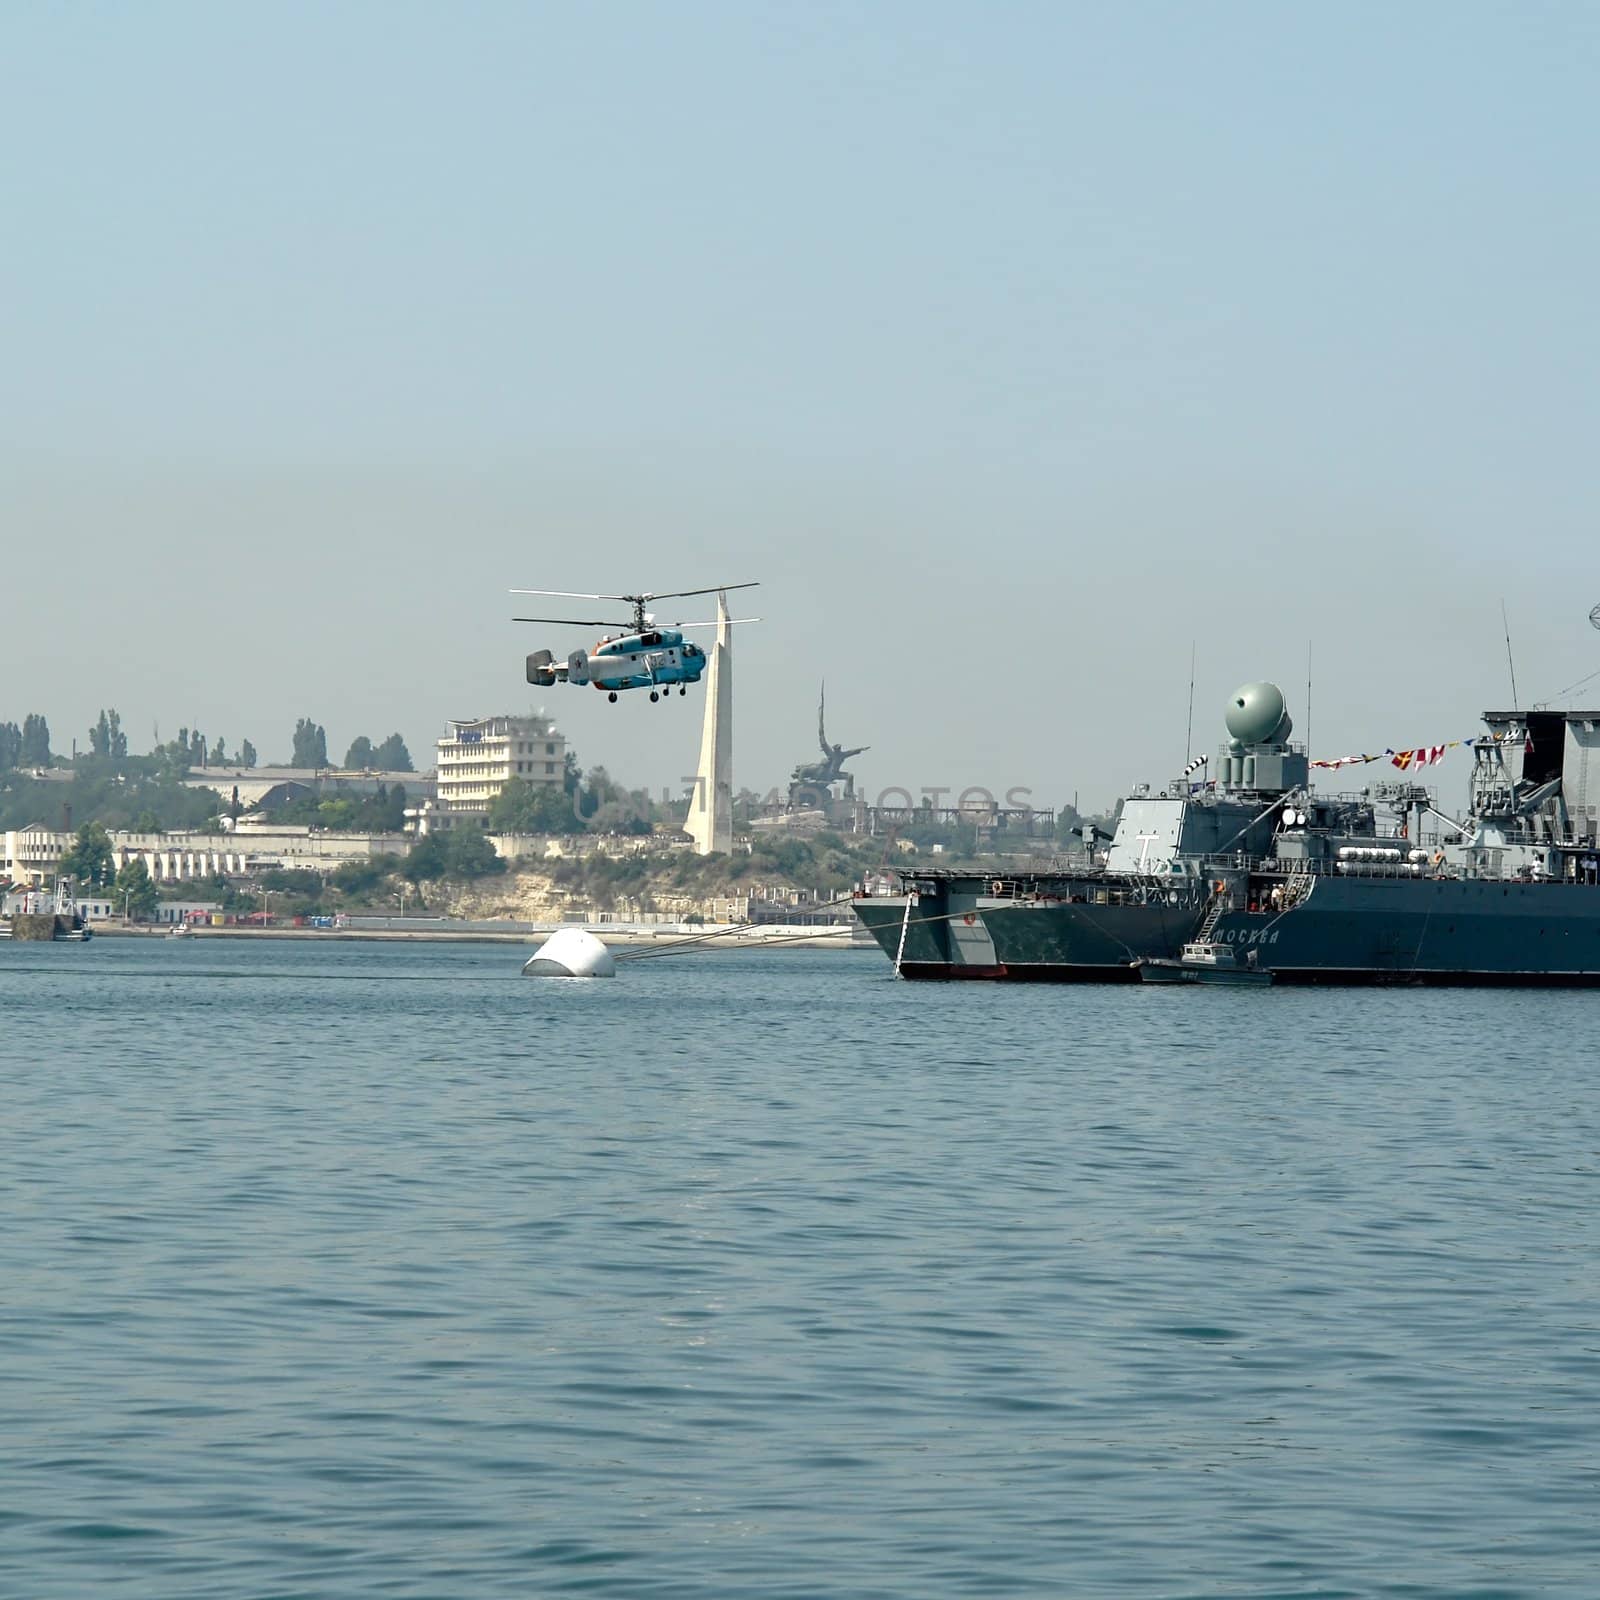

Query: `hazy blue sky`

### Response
(5, 2, 1597, 812)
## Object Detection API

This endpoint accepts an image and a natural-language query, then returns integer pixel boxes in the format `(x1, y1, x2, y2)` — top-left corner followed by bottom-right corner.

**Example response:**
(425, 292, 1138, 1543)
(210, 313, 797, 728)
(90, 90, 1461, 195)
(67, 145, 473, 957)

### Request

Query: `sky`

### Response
(4, 2, 1597, 814)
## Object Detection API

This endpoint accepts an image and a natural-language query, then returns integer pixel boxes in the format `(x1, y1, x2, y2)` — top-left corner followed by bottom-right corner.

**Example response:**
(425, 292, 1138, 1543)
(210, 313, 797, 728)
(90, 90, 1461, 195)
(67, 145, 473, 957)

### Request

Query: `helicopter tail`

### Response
(526, 649, 566, 687)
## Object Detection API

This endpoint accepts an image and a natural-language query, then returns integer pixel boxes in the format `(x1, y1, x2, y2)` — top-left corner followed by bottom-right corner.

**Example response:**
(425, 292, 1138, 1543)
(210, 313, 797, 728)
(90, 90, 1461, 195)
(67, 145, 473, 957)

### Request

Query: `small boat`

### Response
(167, 921, 192, 938)
(1138, 941, 1273, 986)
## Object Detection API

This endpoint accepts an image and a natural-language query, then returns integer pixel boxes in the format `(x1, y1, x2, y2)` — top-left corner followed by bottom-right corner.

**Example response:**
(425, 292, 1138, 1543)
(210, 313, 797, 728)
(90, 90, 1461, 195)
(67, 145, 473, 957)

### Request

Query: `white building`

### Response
(109, 826, 407, 882)
(2, 825, 408, 888)
(2, 825, 70, 885)
(433, 715, 566, 827)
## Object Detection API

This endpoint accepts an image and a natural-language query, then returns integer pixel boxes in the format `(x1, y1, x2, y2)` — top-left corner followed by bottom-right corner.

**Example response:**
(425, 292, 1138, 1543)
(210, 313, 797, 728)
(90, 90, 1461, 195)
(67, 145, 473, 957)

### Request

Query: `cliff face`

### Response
(434, 873, 575, 922)
(427, 856, 853, 925)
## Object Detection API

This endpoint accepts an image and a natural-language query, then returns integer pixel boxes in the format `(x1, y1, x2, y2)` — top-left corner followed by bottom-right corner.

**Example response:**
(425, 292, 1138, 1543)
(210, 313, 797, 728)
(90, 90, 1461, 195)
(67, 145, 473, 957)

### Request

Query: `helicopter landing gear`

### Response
(679, 686, 687, 696)
(649, 691, 659, 703)
(608, 692, 618, 703)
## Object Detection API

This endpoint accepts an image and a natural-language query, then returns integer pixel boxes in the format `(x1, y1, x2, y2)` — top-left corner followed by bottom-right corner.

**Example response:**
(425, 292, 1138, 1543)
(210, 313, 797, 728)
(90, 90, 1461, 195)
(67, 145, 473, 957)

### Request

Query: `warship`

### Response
(854, 682, 1600, 985)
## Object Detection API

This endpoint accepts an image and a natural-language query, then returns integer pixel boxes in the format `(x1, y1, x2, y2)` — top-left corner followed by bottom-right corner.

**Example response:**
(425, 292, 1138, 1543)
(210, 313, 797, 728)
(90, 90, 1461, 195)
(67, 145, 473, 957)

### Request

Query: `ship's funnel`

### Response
(1225, 681, 1293, 746)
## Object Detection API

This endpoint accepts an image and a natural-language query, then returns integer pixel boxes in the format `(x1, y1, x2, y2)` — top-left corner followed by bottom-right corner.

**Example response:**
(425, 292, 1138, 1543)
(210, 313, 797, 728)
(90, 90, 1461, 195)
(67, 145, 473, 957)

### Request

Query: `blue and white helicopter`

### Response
(512, 581, 760, 703)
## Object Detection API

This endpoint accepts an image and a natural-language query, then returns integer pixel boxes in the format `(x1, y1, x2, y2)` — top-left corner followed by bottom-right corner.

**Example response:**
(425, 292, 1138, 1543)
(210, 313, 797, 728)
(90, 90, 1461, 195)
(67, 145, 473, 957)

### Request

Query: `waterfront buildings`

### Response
(2, 824, 408, 888)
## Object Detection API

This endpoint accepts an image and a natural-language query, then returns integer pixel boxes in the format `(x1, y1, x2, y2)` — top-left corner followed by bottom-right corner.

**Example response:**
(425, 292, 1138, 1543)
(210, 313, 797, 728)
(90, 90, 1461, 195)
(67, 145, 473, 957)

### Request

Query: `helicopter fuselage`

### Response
(527, 628, 707, 695)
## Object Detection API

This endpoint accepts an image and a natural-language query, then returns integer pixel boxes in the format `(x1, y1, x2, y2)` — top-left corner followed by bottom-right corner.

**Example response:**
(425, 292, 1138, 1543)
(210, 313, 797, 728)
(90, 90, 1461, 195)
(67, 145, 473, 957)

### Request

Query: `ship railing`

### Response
(1191, 853, 1436, 882)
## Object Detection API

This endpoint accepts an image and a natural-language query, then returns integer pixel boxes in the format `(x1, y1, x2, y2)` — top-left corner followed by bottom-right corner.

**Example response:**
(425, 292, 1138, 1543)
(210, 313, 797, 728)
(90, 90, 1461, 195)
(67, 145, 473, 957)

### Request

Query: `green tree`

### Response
(85, 708, 128, 761)
(332, 856, 394, 897)
(1053, 801, 1084, 844)
(400, 834, 448, 883)
(588, 800, 652, 835)
(20, 713, 50, 766)
(210, 735, 227, 765)
(378, 783, 407, 832)
(444, 827, 506, 878)
(61, 822, 115, 889)
(488, 777, 582, 834)
(114, 857, 159, 920)
(344, 735, 375, 768)
(372, 733, 412, 772)
(240, 739, 257, 769)
(291, 719, 328, 767)
(0, 722, 20, 770)
(189, 730, 207, 766)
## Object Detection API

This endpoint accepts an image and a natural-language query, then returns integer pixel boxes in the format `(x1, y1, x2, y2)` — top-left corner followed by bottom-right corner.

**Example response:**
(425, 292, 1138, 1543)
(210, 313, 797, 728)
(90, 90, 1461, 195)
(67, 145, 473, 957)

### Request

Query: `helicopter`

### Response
(511, 582, 760, 703)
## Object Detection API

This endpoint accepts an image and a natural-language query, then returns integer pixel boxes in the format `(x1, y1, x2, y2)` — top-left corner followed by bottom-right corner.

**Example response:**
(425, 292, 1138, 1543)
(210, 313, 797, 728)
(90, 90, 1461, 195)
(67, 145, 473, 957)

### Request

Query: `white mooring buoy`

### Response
(521, 928, 617, 978)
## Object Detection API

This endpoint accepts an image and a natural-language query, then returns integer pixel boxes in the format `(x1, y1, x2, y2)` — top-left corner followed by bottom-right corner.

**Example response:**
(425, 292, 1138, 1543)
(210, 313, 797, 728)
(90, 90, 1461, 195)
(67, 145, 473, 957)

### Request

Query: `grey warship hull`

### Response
(921, 872, 1600, 985)
(852, 876, 1209, 980)
(1211, 876, 1600, 985)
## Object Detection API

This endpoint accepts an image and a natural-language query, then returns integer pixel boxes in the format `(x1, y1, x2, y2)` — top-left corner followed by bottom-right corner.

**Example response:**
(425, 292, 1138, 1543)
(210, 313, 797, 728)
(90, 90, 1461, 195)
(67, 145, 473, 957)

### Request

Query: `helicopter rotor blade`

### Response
(512, 616, 631, 628)
(671, 617, 763, 628)
(509, 588, 634, 602)
(637, 581, 760, 604)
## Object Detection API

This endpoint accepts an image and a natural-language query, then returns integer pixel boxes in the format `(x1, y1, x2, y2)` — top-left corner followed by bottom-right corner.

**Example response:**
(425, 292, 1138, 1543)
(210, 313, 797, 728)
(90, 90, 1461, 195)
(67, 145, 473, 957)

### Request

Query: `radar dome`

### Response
(1225, 681, 1293, 746)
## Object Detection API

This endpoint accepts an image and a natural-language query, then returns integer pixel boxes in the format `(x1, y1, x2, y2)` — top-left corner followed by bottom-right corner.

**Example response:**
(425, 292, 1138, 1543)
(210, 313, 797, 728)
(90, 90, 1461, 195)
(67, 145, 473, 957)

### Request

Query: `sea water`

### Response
(2, 938, 1597, 1598)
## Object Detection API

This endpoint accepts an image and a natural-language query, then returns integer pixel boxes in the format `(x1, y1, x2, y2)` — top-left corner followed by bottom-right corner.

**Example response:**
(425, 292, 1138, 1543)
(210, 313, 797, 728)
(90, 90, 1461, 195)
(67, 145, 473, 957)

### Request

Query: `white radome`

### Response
(521, 928, 617, 978)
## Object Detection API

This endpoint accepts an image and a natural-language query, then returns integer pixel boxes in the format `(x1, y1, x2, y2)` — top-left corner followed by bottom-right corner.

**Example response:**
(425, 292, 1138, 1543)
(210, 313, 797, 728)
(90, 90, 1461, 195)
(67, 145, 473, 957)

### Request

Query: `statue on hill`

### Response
(789, 685, 868, 806)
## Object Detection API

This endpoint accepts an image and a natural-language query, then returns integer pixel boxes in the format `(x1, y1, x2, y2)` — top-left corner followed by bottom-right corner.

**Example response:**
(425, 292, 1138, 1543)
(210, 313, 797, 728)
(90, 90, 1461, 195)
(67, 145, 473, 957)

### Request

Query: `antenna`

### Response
(1501, 600, 1520, 712)
(1183, 642, 1196, 766)
(1305, 639, 1313, 761)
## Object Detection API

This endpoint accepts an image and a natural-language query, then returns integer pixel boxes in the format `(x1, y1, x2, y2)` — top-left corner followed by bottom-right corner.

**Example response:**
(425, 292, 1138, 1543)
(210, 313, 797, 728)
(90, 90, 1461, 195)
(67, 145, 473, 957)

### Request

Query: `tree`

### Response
(332, 856, 393, 897)
(210, 735, 227, 765)
(372, 733, 413, 772)
(85, 708, 128, 761)
(291, 718, 328, 768)
(240, 739, 257, 769)
(378, 783, 407, 832)
(1053, 801, 1084, 845)
(443, 827, 505, 878)
(114, 857, 159, 921)
(0, 722, 19, 770)
(588, 800, 652, 835)
(61, 822, 115, 889)
(189, 730, 207, 766)
(400, 834, 448, 883)
(20, 713, 50, 766)
(487, 777, 582, 834)
(344, 735, 375, 769)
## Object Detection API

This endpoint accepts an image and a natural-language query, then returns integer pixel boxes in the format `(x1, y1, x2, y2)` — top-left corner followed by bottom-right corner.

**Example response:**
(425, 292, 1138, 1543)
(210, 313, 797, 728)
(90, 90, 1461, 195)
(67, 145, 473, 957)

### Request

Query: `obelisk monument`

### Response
(687, 590, 733, 854)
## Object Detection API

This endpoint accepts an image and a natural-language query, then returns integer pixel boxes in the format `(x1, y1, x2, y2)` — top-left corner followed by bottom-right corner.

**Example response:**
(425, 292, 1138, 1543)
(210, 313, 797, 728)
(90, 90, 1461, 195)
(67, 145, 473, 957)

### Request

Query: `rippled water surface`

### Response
(3, 937, 1599, 1597)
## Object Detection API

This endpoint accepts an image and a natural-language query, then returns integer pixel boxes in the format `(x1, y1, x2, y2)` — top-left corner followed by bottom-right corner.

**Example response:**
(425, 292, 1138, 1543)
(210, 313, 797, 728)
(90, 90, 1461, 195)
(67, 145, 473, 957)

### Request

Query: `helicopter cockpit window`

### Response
(640, 631, 661, 647)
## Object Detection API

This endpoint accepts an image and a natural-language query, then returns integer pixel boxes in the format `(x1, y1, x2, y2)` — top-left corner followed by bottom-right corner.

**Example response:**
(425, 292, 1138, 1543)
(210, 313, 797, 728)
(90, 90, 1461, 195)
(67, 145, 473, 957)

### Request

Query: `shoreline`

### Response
(87, 923, 869, 950)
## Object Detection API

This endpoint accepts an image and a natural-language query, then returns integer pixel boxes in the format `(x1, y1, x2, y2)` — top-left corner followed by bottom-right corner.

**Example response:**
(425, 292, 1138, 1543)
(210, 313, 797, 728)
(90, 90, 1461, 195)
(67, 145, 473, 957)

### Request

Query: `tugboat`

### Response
(855, 682, 1600, 985)
(1136, 941, 1273, 986)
